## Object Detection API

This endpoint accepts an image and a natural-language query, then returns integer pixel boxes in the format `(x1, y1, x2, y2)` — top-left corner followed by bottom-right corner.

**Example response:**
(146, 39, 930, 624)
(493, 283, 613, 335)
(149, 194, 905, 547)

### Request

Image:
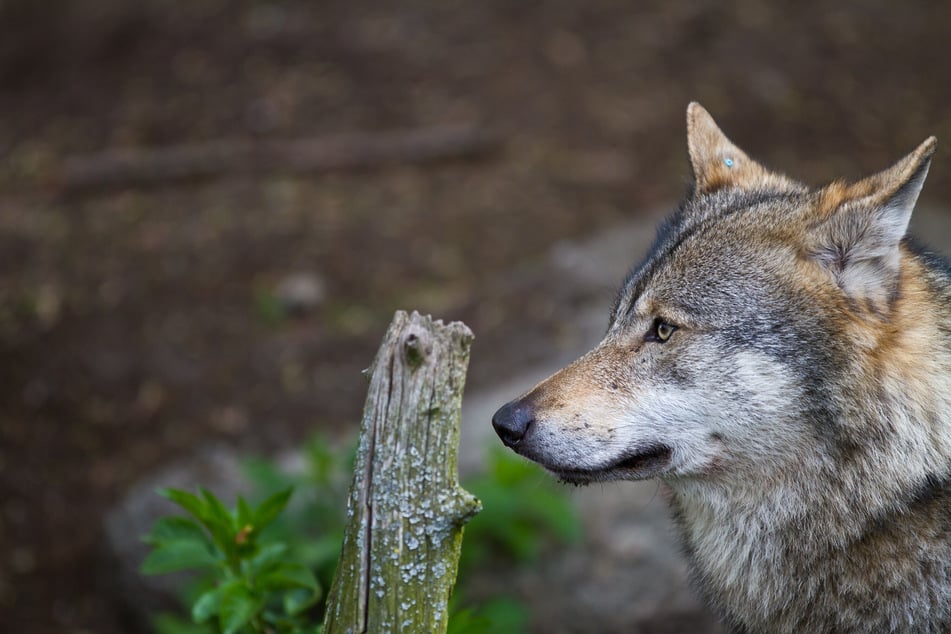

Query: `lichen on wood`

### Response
(322, 311, 481, 634)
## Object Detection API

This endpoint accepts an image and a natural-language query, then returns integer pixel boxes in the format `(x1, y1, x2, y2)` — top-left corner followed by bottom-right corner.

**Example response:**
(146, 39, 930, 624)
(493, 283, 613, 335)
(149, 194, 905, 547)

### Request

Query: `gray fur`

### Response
(492, 105, 951, 632)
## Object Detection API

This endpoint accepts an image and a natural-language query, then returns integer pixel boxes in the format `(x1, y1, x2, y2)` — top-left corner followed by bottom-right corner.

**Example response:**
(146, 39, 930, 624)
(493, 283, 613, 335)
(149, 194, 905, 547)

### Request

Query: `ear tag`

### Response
(723, 157, 735, 168)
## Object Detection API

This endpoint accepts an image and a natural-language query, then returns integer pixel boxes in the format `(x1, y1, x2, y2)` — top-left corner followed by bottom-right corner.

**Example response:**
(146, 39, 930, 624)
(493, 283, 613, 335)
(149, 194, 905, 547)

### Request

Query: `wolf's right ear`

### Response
(686, 102, 801, 195)
(806, 136, 936, 312)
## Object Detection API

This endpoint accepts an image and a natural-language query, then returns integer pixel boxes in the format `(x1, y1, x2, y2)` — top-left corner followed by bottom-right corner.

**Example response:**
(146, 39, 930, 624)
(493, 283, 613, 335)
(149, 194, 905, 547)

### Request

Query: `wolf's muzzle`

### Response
(492, 398, 534, 448)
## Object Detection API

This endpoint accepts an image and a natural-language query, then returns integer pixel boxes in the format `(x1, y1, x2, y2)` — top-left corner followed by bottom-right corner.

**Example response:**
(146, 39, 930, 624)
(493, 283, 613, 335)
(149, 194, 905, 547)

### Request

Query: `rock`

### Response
(275, 272, 326, 317)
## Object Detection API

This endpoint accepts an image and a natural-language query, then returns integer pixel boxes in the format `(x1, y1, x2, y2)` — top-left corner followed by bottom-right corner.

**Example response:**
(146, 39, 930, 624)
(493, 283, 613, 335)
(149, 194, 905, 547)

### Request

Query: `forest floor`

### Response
(2, 1, 951, 631)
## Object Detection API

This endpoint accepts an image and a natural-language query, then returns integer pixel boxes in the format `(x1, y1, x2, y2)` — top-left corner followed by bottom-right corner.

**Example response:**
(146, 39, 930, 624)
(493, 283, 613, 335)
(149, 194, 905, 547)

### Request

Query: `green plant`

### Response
(252, 287, 288, 327)
(446, 596, 530, 634)
(143, 435, 580, 634)
(141, 488, 321, 634)
(460, 446, 582, 573)
(240, 435, 354, 606)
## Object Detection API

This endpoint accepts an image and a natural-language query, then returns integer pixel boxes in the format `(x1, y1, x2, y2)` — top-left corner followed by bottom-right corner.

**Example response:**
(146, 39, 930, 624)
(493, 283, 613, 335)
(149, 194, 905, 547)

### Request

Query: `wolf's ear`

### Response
(807, 136, 936, 310)
(686, 102, 801, 195)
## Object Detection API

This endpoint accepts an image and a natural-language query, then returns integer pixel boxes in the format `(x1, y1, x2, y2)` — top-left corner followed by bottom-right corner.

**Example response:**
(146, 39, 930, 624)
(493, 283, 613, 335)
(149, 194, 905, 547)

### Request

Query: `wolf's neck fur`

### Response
(668, 252, 951, 632)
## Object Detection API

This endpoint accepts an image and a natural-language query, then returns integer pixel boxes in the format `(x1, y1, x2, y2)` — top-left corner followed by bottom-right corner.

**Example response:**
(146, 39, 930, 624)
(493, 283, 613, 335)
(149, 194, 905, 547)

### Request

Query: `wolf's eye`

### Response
(647, 319, 677, 343)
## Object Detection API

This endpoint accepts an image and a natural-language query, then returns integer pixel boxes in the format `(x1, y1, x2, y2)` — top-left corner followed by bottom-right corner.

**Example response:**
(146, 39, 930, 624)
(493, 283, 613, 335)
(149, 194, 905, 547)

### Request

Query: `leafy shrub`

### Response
(460, 446, 582, 572)
(142, 488, 320, 634)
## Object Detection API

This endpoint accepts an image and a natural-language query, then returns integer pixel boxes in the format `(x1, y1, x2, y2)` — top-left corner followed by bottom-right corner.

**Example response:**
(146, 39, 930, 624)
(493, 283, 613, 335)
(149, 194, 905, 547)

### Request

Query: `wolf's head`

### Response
(492, 103, 937, 486)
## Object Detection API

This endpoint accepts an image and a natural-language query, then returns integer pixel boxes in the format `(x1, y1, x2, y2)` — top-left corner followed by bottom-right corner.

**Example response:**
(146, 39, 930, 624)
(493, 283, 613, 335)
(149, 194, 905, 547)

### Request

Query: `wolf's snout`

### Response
(492, 399, 535, 448)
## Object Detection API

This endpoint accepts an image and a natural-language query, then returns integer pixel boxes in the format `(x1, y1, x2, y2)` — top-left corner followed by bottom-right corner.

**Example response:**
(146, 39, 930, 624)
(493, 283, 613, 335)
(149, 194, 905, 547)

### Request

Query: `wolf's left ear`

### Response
(686, 102, 802, 195)
(807, 136, 936, 309)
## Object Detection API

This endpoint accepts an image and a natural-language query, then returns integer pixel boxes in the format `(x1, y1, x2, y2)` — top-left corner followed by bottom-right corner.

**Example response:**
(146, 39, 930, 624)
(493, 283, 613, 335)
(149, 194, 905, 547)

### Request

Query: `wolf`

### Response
(492, 103, 951, 633)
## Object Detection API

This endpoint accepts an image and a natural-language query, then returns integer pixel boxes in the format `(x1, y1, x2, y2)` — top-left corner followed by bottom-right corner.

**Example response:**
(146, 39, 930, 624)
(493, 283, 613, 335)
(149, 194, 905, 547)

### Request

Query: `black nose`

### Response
(492, 399, 535, 448)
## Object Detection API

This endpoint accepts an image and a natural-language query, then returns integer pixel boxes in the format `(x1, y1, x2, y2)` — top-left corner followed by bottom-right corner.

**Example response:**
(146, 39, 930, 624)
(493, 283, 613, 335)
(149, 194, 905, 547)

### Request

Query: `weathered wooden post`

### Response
(322, 311, 482, 633)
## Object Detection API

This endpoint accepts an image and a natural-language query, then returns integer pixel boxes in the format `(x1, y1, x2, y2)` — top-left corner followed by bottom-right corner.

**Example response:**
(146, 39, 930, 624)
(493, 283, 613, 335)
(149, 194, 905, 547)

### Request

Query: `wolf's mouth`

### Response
(549, 444, 673, 484)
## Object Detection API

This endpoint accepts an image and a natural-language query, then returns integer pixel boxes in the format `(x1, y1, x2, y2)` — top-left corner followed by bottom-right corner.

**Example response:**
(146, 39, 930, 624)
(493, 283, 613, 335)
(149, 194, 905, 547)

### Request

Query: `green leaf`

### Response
(159, 489, 234, 559)
(191, 587, 222, 623)
(219, 581, 261, 634)
(257, 562, 320, 593)
(283, 586, 319, 616)
(237, 495, 253, 527)
(179, 488, 236, 557)
(159, 488, 208, 523)
(144, 516, 211, 548)
(500, 522, 540, 561)
(254, 487, 293, 532)
(446, 607, 489, 634)
(249, 541, 289, 574)
(141, 541, 218, 575)
(201, 488, 236, 531)
(475, 597, 530, 632)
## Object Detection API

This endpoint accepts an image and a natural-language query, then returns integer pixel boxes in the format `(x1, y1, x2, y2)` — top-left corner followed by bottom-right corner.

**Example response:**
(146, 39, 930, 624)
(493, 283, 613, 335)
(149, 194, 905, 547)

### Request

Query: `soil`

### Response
(2, 1, 950, 632)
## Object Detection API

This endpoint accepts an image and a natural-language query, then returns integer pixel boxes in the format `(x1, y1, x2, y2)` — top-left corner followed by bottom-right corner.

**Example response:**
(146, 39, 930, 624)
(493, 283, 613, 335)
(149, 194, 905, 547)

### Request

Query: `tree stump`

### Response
(322, 311, 481, 634)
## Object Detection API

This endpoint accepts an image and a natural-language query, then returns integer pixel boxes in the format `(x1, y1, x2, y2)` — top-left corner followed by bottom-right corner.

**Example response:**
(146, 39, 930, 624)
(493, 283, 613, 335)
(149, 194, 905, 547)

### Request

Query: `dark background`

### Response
(1, 1, 950, 632)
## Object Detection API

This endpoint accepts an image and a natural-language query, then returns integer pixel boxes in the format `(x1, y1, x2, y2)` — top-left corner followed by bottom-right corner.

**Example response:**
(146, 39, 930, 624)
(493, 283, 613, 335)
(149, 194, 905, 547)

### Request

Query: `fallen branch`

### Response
(322, 311, 481, 634)
(56, 124, 498, 191)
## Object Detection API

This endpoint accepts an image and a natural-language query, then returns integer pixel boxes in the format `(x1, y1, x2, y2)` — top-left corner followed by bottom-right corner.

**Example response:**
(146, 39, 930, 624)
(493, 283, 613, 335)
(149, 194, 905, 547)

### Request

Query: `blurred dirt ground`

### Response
(1, 1, 950, 632)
